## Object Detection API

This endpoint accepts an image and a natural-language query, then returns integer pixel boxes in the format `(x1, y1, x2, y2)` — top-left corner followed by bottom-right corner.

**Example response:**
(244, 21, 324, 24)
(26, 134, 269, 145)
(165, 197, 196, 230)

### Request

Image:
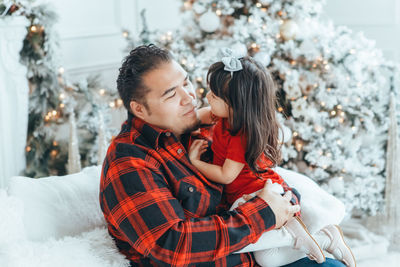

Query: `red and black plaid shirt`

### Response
(100, 113, 296, 266)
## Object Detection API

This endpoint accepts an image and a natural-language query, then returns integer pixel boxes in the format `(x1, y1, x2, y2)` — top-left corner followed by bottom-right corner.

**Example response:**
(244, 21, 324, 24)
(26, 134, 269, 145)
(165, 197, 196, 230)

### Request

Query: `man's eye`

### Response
(167, 91, 176, 99)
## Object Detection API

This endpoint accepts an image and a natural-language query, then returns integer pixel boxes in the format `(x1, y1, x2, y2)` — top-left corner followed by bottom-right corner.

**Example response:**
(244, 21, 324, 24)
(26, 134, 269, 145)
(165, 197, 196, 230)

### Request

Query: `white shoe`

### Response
(285, 217, 326, 264)
(321, 225, 356, 267)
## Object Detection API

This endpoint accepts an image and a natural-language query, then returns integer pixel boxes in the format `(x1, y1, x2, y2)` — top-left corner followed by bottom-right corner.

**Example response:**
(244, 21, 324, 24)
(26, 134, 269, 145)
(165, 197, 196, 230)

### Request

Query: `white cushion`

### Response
(7, 165, 106, 241)
(1, 227, 130, 267)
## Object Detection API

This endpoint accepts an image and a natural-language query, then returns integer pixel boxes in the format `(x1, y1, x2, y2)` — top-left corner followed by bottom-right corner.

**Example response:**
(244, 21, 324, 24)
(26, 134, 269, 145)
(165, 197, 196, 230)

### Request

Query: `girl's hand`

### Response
(189, 139, 208, 163)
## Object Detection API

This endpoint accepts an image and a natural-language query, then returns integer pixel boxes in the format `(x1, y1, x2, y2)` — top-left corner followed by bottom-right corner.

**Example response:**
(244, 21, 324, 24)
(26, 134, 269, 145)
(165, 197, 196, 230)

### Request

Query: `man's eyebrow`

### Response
(161, 74, 188, 97)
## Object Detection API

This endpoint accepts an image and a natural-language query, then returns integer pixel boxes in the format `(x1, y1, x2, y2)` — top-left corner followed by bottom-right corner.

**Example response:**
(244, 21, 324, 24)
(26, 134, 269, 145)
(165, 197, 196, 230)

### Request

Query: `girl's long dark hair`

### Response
(207, 56, 282, 174)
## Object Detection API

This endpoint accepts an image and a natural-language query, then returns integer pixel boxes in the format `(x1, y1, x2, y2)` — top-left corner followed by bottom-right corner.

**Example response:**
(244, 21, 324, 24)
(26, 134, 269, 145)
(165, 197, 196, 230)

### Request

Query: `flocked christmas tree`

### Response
(1, 2, 120, 177)
(125, 0, 400, 216)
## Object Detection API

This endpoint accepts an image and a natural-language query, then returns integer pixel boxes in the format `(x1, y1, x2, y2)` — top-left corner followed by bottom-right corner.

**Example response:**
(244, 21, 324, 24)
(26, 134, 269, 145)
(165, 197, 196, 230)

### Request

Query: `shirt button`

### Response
(177, 148, 183, 154)
(188, 186, 194, 193)
(165, 132, 171, 137)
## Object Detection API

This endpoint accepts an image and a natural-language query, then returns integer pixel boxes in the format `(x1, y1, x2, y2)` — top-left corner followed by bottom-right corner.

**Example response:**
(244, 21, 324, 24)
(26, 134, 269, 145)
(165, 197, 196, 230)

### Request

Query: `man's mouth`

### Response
(183, 107, 196, 116)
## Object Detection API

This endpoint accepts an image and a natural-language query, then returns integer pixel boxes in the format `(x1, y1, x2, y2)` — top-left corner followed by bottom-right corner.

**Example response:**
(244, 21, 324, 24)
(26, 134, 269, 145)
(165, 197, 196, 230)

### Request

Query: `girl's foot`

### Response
(321, 224, 356, 267)
(285, 217, 326, 263)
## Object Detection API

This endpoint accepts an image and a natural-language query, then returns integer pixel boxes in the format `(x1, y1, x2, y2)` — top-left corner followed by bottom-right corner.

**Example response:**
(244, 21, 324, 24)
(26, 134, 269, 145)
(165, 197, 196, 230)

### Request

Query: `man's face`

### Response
(138, 60, 199, 136)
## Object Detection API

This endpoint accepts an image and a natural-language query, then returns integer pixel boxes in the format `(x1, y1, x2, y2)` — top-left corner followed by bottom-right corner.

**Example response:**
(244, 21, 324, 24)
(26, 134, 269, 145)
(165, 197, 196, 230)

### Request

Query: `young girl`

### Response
(189, 49, 356, 267)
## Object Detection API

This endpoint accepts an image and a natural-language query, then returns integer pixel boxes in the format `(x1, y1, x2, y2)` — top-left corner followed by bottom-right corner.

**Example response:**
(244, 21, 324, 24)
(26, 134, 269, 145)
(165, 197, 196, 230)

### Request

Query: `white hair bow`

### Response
(219, 48, 243, 77)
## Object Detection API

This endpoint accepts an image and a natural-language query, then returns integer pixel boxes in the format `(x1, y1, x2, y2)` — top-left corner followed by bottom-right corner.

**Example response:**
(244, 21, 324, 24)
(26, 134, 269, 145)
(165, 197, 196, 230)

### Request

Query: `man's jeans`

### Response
(282, 257, 346, 267)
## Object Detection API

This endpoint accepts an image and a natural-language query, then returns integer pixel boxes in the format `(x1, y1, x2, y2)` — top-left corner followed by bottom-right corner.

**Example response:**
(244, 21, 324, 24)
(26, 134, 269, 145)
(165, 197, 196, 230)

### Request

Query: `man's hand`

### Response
(257, 179, 300, 229)
(188, 139, 208, 162)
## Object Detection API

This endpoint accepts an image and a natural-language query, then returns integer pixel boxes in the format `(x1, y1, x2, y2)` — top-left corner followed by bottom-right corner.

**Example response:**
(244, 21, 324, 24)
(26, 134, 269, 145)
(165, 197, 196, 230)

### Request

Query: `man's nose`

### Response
(180, 86, 195, 105)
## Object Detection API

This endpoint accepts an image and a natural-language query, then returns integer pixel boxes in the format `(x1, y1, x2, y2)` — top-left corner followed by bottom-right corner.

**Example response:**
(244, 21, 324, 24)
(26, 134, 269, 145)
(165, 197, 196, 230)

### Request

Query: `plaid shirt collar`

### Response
(126, 112, 180, 150)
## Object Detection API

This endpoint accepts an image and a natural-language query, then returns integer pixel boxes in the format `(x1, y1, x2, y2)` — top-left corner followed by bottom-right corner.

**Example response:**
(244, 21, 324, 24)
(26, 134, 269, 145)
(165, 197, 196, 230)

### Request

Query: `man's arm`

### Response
(101, 157, 277, 266)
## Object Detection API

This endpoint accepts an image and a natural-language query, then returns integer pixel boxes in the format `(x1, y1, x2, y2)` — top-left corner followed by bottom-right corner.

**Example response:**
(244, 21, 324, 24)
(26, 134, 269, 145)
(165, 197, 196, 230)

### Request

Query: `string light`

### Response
(248, 17, 253, 23)
(122, 31, 129, 38)
(276, 33, 281, 39)
(337, 105, 342, 110)
(293, 131, 298, 137)
(53, 141, 58, 146)
(59, 103, 65, 108)
(183, 1, 191, 9)
(99, 89, 106, 95)
(109, 101, 115, 108)
(349, 49, 356, 54)
(256, 2, 262, 8)
(50, 150, 58, 158)
(198, 88, 205, 94)
(320, 101, 326, 107)
(30, 25, 38, 32)
(59, 93, 65, 100)
(327, 87, 332, 92)
(330, 110, 336, 116)
(314, 125, 323, 132)
(290, 60, 296, 66)
(251, 43, 258, 49)
(278, 107, 284, 112)
(196, 77, 203, 82)
(116, 99, 123, 107)
(261, 8, 267, 12)
(337, 139, 342, 145)
(26, 146, 32, 152)
(58, 67, 65, 74)
(216, 9, 222, 16)
(295, 140, 303, 151)
(181, 58, 187, 65)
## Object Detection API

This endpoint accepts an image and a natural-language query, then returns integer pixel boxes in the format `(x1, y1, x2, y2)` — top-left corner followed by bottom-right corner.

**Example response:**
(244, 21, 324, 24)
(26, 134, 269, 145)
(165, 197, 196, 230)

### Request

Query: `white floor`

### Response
(358, 252, 400, 267)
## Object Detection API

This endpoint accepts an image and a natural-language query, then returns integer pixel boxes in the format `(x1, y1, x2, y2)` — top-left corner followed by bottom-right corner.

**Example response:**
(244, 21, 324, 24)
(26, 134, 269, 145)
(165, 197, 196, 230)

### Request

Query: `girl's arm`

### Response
(197, 107, 217, 125)
(189, 139, 244, 184)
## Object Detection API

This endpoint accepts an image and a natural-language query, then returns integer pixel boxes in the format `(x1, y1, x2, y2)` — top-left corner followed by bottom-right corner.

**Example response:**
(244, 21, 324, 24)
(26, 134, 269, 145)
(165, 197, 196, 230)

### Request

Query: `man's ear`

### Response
(130, 100, 147, 120)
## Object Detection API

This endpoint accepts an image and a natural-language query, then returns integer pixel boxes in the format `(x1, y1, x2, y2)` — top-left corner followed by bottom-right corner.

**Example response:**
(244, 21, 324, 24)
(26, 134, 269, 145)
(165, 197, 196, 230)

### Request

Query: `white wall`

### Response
(52, 0, 400, 90)
(323, 0, 400, 62)
(49, 0, 137, 88)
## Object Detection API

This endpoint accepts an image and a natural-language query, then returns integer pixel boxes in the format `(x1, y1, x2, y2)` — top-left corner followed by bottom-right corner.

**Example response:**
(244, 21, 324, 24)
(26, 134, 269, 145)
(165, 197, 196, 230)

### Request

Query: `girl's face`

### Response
(206, 90, 229, 118)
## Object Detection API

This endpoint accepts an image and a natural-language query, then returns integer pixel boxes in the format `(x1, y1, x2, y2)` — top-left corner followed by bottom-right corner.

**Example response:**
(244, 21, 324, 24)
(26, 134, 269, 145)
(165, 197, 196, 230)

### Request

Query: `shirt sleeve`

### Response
(225, 134, 246, 164)
(101, 156, 276, 266)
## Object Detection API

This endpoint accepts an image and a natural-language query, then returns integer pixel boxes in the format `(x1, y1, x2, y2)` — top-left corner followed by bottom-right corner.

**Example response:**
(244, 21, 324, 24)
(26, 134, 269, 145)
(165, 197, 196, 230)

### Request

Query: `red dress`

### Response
(212, 118, 284, 205)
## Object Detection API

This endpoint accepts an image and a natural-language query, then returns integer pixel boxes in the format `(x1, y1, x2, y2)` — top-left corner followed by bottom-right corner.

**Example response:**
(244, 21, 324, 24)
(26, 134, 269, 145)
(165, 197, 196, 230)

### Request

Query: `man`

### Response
(100, 44, 345, 267)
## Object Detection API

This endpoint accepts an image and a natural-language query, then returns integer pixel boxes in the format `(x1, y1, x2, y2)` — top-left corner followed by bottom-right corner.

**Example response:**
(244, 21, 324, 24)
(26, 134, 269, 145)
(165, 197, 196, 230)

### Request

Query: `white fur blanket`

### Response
(0, 166, 344, 267)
